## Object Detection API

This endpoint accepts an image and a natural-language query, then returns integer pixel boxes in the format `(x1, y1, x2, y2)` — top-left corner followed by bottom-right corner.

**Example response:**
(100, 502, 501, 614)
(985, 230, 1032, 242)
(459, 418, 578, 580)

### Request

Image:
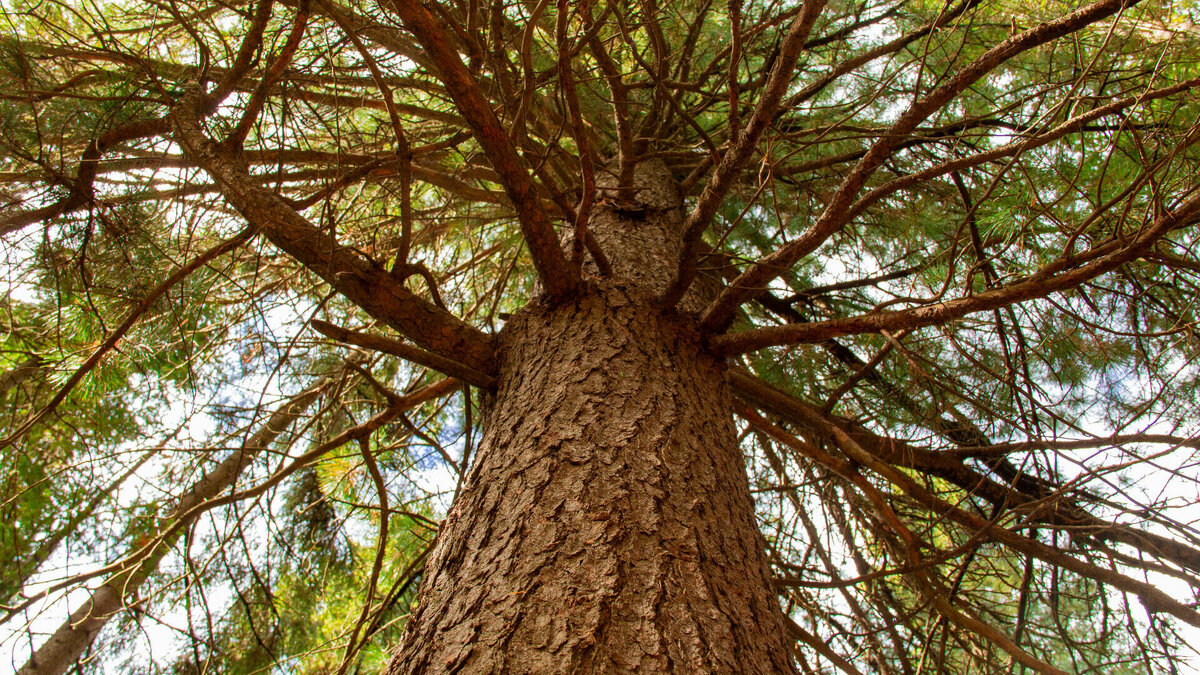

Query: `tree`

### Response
(2, 0, 1200, 671)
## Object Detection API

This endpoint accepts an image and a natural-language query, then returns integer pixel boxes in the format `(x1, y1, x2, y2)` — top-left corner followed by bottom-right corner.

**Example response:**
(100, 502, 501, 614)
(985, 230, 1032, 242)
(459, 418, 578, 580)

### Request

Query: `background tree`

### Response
(2, 0, 1200, 672)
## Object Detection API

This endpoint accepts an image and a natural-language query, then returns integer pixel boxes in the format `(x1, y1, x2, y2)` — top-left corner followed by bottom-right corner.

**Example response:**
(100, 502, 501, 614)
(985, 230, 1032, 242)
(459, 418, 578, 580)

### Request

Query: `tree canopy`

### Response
(2, 0, 1200, 672)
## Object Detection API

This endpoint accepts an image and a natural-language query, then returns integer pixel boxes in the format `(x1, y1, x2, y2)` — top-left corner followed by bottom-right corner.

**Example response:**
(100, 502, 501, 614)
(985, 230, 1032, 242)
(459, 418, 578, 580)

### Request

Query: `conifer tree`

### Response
(2, 0, 1199, 672)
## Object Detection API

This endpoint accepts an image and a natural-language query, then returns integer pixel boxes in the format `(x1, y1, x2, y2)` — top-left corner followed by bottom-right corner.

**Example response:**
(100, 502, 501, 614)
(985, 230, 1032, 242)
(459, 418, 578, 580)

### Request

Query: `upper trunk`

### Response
(388, 163, 794, 673)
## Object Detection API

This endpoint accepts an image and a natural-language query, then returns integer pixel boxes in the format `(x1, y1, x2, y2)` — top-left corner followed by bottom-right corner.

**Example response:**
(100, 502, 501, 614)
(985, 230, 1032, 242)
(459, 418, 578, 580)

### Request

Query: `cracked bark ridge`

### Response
(389, 282, 794, 673)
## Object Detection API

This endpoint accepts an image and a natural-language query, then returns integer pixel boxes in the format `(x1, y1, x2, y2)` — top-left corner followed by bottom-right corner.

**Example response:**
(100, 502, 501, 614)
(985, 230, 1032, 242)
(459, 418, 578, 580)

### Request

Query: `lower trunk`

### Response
(388, 281, 794, 672)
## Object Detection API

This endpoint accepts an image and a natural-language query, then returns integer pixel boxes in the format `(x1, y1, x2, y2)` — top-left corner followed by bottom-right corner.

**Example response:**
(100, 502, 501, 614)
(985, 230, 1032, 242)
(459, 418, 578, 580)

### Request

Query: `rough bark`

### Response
(388, 162, 794, 673)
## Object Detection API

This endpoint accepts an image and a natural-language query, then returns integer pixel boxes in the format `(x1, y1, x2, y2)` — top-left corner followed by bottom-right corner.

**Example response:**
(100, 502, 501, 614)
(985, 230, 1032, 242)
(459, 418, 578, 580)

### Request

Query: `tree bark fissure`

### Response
(389, 163, 794, 673)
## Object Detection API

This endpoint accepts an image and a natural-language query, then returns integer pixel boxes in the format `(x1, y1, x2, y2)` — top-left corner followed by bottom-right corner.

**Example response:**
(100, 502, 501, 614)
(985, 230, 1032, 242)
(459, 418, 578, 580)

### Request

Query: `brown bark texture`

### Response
(388, 162, 794, 673)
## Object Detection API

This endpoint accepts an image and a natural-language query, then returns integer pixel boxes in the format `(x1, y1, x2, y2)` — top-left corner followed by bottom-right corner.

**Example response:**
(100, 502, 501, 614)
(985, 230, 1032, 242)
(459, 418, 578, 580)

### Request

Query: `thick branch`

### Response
(311, 319, 497, 388)
(384, 0, 579, 300)
(169, 91, 496, 373)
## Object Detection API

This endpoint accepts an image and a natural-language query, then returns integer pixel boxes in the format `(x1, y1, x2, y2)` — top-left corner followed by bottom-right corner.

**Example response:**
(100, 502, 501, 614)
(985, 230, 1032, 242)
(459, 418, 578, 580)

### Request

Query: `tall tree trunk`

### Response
(389, 163, 795, 673)
(17, 381, 329, 675)
(4, 449, 154, 607)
